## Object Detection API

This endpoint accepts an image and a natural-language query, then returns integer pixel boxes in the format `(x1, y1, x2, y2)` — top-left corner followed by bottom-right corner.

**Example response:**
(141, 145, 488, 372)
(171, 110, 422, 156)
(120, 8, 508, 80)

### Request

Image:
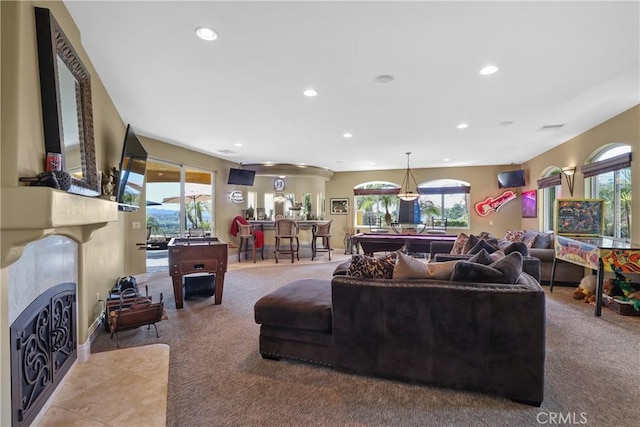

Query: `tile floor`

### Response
(34, 344, 169, 427)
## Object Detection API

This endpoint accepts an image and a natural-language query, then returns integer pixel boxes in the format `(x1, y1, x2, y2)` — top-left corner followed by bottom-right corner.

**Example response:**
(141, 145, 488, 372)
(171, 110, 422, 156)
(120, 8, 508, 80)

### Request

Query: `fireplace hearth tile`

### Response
(33, 344, 169, 427)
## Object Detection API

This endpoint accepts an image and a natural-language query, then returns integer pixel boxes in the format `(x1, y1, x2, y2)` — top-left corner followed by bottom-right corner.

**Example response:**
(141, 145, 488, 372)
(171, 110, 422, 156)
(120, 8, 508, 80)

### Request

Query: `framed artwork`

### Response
(330, 198, 349, 215)
(521, 190, 537, 218)
(555, 199, 604, 236)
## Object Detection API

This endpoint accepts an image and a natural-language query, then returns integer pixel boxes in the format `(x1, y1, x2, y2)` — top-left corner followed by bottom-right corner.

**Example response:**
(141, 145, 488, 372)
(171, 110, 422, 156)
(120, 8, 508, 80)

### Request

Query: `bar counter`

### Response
(247, 220, 332, 258)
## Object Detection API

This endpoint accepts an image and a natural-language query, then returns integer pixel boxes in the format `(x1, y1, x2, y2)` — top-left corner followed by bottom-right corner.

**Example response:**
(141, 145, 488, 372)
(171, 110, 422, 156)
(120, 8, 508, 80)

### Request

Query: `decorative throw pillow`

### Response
(425, 260, 460, 280)
(467, 239, 499, 255)
(478, 231, 496, 240)
(489, 250, 506, 263)
(333, 259, 352, 276)
(348, 253, 397, 279)
(484, 237, 501, 248)
(488, 252, 523, 284)
(532, 232, 554, 249)
(450, 233, 469, 255)
(462, 234, 481, 254)
(393, 252, 430, 279)
(394, 253, 459, 280)
(502, 241, 529, 257)
(451, 261, 503, 283)
(522, 230, 539, 248)
(468, 249, 493, 265)
(503, 230, 525, 242)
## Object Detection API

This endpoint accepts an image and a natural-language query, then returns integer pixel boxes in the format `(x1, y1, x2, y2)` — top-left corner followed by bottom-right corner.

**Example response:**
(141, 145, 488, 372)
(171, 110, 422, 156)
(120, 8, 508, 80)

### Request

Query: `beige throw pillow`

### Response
(393, 252, 458, 280)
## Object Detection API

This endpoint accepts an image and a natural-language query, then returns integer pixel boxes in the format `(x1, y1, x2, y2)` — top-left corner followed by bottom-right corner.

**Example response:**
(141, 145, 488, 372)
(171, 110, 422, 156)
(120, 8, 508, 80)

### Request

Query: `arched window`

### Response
(583, 144, 632, 239)
(419, 179, 471, 228)
(536, 167, 562, 232)
(353, 181, 400, 227)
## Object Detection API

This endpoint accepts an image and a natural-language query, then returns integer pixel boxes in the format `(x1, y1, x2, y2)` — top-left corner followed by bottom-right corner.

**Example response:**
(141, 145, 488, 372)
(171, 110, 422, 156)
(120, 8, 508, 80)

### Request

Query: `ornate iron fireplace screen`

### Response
(10, 282, 77, 427)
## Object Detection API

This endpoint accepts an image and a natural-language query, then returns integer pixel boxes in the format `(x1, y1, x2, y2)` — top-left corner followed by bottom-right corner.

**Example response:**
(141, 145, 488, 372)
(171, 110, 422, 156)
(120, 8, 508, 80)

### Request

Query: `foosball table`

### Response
(168, 237, 228, 309)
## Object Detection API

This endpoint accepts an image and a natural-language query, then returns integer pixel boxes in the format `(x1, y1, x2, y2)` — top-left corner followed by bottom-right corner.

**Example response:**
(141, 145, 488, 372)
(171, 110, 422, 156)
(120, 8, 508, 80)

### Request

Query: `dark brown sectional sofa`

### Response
(254, 273, 546, 406)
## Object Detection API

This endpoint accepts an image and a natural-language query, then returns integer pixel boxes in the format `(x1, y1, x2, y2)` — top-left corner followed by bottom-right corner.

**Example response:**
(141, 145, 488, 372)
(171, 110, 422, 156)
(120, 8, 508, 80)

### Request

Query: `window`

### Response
(247, 191, 257, 211)
(537, 167, 562, 232)
(418, 179, 470, 228)
(264, 193, 275, 220)
(584, 145, 632, 239)
(354, 182, 400, 227)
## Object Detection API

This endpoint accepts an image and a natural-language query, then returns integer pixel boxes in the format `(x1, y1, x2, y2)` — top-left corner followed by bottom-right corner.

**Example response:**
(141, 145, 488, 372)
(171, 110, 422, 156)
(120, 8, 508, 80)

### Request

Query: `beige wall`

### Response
(326, 164, 526, 241)
(0, 2, 128, 424)
(522, 105, 640, 239)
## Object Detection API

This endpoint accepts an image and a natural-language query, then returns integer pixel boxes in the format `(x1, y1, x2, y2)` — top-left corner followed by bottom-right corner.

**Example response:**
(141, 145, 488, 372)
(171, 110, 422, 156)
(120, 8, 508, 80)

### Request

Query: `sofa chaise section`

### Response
(255, 273, 546, 406)
(331, 274, 545, 406)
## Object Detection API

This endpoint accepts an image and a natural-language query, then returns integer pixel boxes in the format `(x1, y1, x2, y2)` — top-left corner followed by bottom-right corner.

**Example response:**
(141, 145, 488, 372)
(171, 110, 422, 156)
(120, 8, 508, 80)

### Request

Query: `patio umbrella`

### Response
(161, 193, 211, 204)
(161, 192, 212, 229)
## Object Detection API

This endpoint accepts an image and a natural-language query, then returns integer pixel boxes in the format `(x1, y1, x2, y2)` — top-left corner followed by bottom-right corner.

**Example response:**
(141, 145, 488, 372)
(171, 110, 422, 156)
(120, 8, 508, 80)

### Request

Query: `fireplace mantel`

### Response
(1, 187, 119, 267)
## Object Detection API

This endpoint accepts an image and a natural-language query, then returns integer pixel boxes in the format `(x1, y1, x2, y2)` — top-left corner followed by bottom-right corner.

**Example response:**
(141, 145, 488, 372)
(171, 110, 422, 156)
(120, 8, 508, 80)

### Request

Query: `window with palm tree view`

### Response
(586, 144, 632, 239)
(354, 180, 469, 229)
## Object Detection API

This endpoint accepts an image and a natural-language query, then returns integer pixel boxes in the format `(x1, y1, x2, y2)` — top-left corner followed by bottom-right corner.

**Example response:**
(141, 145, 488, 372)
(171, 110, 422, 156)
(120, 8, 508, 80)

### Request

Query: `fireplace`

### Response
(1, 188, 118, 427)
(7, 236, 78, 427)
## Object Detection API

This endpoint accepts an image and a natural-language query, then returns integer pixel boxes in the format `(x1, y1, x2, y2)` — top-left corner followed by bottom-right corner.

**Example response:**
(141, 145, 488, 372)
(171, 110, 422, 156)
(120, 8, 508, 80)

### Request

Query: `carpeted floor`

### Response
(91, 257, 640, 427)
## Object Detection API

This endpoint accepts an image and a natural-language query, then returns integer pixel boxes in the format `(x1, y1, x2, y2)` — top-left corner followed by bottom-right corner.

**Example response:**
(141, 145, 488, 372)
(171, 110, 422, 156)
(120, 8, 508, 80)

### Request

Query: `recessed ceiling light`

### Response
(374, 74, 394, 84)
(195, 27, 218, 41)
(370, 162, 376, 166)
(343, 133, 353, 138)
(234, 143, 242, 147)
(303, 88, 318, 97)
(443, 158, 450, 162)
(479, 65, 499, 75)
(456, 123, 469, 129)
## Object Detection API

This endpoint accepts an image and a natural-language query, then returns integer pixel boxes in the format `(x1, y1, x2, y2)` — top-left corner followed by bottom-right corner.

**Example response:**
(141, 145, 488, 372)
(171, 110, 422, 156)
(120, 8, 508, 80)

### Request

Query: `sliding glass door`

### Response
(145, 158, 214, 272)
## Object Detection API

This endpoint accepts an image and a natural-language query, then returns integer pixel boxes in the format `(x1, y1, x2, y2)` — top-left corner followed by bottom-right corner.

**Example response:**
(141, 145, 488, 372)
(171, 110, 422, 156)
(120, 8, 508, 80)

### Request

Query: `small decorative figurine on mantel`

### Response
(101, 167, 117, 201)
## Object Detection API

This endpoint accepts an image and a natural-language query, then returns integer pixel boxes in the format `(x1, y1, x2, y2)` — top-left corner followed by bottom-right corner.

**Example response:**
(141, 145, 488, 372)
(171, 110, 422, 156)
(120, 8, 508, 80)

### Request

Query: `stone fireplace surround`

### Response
(1, 186, 118, 426)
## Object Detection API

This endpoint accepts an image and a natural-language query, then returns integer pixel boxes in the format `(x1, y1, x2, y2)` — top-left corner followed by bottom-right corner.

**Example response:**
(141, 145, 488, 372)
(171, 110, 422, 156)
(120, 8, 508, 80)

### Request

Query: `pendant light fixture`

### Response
(397, 152, 421, 201)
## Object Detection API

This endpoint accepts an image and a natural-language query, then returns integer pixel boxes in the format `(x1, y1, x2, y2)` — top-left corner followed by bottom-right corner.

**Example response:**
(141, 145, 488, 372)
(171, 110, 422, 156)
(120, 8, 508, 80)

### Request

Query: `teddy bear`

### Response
(573, 275, 597, 303)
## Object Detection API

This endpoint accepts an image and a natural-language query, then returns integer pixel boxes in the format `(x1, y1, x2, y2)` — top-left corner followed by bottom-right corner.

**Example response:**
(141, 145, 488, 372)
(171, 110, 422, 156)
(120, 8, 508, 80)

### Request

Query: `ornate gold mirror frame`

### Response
(34, 7, 100, 196)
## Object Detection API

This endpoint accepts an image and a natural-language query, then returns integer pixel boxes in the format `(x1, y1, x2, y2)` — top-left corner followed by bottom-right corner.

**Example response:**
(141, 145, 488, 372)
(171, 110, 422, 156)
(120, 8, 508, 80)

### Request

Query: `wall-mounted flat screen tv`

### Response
(115, 124, 147, 211)
(228, 168, 255, 186)
(497, 169, 526, 188)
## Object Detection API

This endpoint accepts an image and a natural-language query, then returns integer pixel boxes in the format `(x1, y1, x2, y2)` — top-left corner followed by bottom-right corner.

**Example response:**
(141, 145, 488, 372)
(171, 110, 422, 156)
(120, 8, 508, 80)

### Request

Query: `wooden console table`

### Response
(168, 237, 228, 309)
(552, 235, 640, 316)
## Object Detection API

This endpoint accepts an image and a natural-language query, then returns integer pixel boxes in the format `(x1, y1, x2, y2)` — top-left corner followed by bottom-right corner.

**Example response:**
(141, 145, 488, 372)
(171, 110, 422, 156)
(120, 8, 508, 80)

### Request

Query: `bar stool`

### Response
(237, 221, 264, 263)
(312, 219, 333, 260)
(274, 218, 299, 263)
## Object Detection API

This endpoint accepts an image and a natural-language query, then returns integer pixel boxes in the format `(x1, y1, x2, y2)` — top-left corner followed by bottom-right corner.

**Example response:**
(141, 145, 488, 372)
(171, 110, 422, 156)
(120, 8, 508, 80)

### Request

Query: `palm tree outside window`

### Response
(585, 144, 632, 239)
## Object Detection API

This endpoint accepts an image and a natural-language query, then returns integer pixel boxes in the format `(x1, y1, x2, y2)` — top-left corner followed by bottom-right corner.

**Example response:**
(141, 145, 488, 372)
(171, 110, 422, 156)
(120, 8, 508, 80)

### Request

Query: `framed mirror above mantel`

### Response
(34, 7, 100, 197)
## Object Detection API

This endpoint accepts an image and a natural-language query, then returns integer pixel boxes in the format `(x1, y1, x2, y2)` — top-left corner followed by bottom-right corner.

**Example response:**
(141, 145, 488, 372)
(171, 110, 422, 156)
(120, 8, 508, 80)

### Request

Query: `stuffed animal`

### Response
(573, 275, 597, 302)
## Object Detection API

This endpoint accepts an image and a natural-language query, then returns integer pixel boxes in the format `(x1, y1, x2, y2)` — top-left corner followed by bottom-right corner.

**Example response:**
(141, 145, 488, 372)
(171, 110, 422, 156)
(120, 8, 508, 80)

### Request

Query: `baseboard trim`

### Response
(78, 311, 105, 362)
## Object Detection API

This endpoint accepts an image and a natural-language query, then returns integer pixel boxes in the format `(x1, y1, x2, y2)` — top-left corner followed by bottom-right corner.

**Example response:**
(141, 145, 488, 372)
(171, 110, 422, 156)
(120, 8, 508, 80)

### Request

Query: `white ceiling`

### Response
(63, 0, 640, 172)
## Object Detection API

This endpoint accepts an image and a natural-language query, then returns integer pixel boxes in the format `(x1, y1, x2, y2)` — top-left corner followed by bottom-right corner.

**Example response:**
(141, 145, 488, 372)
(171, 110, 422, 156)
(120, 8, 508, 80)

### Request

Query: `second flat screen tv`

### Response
(497, 169, 526, 188)
(227, 168, 255, 186)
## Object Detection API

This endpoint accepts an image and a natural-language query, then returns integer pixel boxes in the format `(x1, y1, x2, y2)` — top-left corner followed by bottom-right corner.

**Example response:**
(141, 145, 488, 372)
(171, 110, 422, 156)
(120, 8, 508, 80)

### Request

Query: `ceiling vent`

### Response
(537, 124, 566, 131)
(218, 149, 237, 154)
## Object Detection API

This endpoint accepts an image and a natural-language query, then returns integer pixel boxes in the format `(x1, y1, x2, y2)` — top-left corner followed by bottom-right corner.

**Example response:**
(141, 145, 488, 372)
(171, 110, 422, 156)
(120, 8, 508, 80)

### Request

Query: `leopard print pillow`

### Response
(503, 230, 525, 242)
(348, 253, 397, 279)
